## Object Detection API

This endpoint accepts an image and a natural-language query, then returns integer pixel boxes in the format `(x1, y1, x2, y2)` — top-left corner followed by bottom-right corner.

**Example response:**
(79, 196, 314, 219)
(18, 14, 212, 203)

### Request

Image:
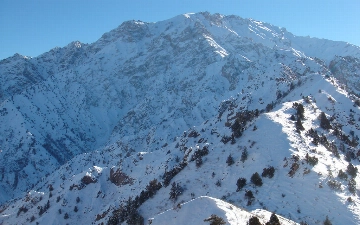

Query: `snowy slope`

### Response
(0, 12, 360, 225)
(1, 72, 359, 225)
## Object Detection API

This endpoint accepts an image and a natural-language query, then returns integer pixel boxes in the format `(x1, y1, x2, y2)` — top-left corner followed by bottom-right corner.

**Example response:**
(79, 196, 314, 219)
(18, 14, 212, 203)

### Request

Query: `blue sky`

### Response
(1, 0, 359, 60)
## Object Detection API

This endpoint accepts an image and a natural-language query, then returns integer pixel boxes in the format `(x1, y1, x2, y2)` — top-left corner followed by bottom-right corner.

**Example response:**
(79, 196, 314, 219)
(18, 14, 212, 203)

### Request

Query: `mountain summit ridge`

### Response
(0, 12, 360, 224)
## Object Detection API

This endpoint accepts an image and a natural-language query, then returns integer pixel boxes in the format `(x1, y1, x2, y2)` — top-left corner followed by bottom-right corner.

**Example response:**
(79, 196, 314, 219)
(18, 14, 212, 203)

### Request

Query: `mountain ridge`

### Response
(0, 12, 360, 224)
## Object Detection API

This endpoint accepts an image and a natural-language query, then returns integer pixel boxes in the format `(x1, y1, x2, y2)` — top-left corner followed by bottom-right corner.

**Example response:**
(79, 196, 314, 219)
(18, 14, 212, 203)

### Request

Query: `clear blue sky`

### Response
(1, 0, 359, 60)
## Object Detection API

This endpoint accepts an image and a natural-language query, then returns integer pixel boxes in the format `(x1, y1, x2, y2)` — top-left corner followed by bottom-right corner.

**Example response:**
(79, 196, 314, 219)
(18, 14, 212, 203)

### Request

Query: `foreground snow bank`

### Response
(149, 196, 298, 225)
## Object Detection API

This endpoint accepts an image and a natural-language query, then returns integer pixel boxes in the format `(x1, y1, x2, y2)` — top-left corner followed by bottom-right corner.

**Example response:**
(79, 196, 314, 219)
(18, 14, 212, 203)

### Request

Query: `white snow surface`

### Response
(150, 196, 298, 225)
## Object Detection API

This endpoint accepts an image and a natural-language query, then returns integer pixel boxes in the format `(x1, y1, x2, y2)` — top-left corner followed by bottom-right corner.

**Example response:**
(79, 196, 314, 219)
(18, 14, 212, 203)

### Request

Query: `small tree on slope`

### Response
(203, 214, 226, 225)
(323, 216, 332, 225)
(248, 216, 262, 225)
(251, 172, 263, 186)
(226, 154, 235, 166)
(266, 213, 280, 225)
(319, 112, 332, 130)
(236, 178, 247, 191)
(295, 117, 305, 132)
(169, 182, 183, 200)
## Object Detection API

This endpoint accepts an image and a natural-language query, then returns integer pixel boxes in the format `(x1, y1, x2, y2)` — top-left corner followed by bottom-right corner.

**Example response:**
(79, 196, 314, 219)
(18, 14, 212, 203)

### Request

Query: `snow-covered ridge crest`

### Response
(150, 196, 298, 225)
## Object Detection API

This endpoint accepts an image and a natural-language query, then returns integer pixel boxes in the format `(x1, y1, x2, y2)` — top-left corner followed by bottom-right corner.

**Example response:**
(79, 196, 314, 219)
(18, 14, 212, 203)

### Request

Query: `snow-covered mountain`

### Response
(0, 12, 360, 224)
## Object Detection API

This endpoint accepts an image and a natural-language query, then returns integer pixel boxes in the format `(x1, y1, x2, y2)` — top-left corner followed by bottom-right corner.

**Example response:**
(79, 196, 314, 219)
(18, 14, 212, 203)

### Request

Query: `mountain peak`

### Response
(69, 40, 83, 48)
(3, 53, 31, 61)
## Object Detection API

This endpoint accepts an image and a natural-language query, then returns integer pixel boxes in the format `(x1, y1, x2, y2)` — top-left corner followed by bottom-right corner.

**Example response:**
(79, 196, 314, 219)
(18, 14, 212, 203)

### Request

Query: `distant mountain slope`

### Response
(0, 12, 359, 225)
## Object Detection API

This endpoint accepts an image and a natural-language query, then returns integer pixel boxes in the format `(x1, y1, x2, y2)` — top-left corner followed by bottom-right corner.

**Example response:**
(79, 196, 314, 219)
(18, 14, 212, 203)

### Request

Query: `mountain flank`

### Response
(0, 12, 360, 224)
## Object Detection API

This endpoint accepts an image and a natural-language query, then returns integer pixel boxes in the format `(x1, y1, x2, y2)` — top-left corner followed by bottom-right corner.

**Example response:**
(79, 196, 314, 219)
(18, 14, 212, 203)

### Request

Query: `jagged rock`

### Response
(109, 168, 134, 186)
(81, 175, 97, 185)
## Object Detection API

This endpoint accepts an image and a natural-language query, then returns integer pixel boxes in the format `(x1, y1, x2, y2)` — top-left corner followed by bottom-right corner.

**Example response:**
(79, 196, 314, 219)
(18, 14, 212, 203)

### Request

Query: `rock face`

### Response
(80, 175, 97, 185)
(0, 12, 360, 225)
(109, 168, 134, 186)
